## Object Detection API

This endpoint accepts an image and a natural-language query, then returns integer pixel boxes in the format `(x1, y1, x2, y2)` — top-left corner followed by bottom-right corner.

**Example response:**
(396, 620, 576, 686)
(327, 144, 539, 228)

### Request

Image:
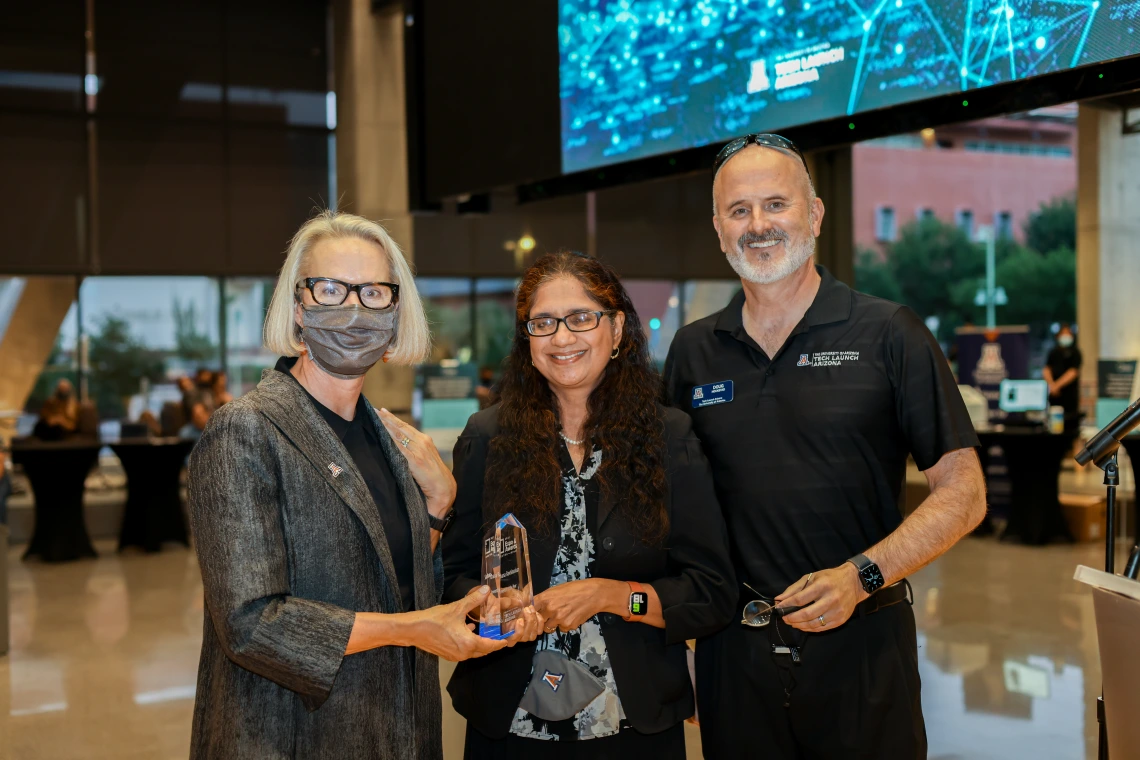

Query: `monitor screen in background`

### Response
(558, 1, 1140, 173)
(999, 379, 1050, 413)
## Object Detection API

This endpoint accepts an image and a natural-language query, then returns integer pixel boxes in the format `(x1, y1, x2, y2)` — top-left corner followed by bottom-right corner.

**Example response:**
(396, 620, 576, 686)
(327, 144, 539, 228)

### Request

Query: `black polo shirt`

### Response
(663, 267, 978, 596)
(276, 357, 416, 612)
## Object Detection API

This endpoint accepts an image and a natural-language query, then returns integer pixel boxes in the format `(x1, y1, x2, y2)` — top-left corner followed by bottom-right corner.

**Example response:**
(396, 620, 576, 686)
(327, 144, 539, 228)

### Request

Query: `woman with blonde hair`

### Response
(187, 210, 540, 759)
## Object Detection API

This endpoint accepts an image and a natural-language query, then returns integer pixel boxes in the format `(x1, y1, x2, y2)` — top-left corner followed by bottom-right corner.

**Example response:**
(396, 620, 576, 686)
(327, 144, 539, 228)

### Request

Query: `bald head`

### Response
(711, 144, 825, 285)
(713, 145, 816, 216)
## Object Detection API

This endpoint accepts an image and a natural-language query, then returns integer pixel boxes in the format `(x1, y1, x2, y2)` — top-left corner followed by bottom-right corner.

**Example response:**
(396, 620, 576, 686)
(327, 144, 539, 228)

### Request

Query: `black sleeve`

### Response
(885, 306, 980, 471)
(1069, 348, 1083, 373)
(662, 339, 689, 410)
(441, 417, 490, 602)
(650, 414, 737, 644)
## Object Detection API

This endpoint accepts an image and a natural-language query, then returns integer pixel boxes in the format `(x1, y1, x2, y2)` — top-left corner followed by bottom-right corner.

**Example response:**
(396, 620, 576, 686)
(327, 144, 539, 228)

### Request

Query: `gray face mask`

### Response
(299, 303, 397, 379)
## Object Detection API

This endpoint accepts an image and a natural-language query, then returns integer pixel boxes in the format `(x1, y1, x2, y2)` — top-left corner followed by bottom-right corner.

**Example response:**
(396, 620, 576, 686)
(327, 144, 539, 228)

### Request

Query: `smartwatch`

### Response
(625, 581, 649, 619)
(847, 554, 885, 594)
(428, 509, 455, 534)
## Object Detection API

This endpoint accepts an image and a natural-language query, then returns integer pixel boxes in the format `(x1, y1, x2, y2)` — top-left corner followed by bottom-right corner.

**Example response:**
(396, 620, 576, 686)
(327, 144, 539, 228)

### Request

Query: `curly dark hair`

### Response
(483, 251, 669, 543)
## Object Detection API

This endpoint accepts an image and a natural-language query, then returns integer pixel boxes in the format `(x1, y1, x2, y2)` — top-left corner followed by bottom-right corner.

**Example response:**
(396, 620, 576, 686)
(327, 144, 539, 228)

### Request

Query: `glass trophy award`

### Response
(479, 512, 534, 639)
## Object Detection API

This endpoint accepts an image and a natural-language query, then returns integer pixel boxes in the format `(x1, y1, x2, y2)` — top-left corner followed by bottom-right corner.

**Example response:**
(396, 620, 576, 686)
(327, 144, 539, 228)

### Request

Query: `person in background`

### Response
(178, 373, 215, 440)
(211, 370, 234, 407)
(34, 378, 79, 441)
(1043, 323, 1082, 437)
(474, 366, 498, 410)
(0, 445, 10, 526)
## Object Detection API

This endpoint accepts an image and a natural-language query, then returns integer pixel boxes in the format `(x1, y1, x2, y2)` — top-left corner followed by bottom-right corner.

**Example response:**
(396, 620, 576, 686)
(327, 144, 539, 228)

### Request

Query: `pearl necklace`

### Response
(558, 431, 585, 446)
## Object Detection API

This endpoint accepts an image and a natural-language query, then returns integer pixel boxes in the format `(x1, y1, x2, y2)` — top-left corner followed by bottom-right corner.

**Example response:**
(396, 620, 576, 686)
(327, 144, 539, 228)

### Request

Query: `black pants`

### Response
(463, 722, 686, 760)
(696, 602, 925, 760)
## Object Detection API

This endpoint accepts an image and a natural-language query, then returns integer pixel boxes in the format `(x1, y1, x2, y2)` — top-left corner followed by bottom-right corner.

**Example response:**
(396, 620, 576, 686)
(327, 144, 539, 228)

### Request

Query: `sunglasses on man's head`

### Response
(713, 133, 810, 179)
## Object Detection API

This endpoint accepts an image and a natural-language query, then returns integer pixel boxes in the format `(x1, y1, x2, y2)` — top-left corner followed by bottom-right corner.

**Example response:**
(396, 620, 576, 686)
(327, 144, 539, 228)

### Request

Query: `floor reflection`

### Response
(2, 535, 1106, 759)
(913, 538, 1102, 760)
(2, 541, 203, 760)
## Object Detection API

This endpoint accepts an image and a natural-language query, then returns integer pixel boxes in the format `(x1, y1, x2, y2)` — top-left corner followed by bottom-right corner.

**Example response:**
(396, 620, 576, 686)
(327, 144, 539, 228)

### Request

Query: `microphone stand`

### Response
(1071, 397, 1139, 760)
(1092, 451, 1118, 760)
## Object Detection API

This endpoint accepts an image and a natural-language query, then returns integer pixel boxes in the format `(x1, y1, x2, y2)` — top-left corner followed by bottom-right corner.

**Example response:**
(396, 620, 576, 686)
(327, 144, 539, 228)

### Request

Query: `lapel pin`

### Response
(328, 462, 344, 478)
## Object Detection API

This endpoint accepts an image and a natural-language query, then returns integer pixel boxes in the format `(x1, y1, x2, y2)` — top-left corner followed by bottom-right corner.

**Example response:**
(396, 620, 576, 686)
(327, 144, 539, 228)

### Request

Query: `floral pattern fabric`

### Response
(509, 448, 626, 741)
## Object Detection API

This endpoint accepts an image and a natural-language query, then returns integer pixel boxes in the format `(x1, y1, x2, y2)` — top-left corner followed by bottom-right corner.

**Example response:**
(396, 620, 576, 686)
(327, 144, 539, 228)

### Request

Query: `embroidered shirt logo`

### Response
(798, 351, 860, 368)
(542, 670, 565, 692)
(328, 462, 344, 478)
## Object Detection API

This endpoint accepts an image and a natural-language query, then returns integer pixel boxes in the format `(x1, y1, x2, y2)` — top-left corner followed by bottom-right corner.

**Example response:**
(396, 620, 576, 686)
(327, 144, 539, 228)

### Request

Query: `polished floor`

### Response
(0, 535, 1111, 759)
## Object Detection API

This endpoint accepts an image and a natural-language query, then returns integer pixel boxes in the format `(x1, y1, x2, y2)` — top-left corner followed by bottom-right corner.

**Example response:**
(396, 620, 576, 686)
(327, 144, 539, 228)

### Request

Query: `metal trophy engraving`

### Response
(479, 513, 534, 639)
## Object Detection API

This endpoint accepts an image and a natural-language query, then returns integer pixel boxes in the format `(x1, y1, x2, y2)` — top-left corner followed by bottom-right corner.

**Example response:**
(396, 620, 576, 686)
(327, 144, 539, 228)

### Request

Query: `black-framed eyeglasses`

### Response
(522, 310, 615, 337)
(713, 133, 810, 179)
(296, 277, 399, 310)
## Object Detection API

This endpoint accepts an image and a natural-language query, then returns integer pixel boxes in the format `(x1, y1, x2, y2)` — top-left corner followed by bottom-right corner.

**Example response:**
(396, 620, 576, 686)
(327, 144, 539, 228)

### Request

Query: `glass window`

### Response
(682, 281, 740, 326)
(917, 207, 935, 222)
(224, 277, 277, 398)
(419, 278, 474, 363)
(78, 277, 220, 420)
(623, 280, 680, 366)
(876, 206, 897, 242)
(956, 209, 975, 239)
(995, 211, 1014, 240)
(12, 279, 78, 437)
(474, 279, 518, 374)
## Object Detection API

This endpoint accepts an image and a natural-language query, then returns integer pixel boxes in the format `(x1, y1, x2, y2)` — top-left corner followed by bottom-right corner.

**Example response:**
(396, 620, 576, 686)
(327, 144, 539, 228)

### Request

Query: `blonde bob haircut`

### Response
(263, 210, 431, 365)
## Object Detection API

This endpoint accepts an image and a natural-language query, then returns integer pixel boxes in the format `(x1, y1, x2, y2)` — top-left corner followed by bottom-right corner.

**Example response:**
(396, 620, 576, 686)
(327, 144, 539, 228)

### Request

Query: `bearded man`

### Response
(663, 134, 986, 759)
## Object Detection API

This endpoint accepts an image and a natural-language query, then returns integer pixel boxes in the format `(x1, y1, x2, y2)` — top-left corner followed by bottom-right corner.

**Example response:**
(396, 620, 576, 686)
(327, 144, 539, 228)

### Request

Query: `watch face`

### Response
(629, 591, 649, 616)
(860, 564, 885, 593)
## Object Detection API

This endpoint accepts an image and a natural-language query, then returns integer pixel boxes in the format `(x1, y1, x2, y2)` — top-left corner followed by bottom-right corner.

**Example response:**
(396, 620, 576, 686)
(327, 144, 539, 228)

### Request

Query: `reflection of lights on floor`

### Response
(11, 702, 68, 717)
(134, 684, 198, 706)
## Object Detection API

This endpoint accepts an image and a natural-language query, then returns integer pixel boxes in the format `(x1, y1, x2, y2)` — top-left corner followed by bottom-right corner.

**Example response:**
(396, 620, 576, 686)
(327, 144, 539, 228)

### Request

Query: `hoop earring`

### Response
(610, 347, 619, 360)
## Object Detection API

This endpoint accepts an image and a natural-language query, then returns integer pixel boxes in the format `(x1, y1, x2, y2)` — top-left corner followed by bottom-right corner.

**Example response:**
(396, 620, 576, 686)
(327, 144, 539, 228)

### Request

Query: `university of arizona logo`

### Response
(797, 354, 811, 367)
(542, 670, 565, 692)
(328, 462, 344, 478)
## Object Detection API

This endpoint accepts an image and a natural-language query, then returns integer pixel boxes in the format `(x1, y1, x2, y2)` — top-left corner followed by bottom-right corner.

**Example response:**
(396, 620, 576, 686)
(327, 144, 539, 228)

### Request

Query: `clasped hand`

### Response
(534, 578, 622, 633)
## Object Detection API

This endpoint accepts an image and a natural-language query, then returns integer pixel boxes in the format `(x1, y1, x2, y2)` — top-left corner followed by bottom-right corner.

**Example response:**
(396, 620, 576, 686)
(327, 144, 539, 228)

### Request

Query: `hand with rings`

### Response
(376, 408, 457, 521)
(775, 563, 869, 633)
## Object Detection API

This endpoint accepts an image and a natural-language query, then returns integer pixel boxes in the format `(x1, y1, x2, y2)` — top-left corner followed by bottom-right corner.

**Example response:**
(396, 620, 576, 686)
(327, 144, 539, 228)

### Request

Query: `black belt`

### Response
(854, 579, 912, 618)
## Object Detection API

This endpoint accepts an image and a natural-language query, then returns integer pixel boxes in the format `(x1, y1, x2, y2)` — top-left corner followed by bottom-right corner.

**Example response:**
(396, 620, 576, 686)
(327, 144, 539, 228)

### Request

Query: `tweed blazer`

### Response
(187, 367, 445, 760)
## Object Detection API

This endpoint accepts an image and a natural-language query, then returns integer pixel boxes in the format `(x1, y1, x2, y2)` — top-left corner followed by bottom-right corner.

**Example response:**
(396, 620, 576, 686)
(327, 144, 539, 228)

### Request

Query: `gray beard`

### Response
(726, 233, 817, 285)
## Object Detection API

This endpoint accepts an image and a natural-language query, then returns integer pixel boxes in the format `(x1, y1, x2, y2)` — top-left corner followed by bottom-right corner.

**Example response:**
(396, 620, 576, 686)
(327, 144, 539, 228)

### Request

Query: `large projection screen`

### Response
(559, 0, 1140, 174)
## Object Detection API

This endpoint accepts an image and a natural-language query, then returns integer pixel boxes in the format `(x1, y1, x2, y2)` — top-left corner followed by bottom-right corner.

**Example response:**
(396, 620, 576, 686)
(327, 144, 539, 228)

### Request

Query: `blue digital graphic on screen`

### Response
(559, 0, 1140, 173)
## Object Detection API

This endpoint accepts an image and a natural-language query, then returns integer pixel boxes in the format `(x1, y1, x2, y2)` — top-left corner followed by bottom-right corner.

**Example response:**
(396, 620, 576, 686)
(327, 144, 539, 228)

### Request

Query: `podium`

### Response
(1075, 566, 1140, 758)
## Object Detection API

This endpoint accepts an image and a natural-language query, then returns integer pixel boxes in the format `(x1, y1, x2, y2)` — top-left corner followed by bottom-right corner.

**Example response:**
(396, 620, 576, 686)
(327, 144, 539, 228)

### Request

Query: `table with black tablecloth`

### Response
(110, 437, 196, 553)
(976, 429, 1075, 545)
(11, 438, 101, 562)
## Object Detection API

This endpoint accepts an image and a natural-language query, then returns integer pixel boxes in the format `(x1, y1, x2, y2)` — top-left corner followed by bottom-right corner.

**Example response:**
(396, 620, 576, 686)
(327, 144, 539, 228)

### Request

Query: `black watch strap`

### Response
(847, 553, 885, 594)
(428, 509, 454, 533)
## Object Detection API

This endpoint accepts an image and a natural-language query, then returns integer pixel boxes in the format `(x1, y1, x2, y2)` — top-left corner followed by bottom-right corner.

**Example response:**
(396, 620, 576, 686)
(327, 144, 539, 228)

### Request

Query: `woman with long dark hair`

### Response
(442, 251, 736, 759)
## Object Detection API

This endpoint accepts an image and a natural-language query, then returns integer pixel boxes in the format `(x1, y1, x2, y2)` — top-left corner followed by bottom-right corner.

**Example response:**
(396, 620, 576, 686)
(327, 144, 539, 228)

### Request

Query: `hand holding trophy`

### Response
(479, 513, 539, 639)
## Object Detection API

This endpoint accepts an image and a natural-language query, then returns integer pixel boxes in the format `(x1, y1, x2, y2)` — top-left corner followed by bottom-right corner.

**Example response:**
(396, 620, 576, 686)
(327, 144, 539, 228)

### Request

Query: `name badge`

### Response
(691, 380, 734, 408)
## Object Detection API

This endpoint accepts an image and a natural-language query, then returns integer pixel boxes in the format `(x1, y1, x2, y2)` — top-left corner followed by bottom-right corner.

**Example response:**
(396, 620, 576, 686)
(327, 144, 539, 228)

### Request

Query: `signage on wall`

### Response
(1097, 360, 1138, 400)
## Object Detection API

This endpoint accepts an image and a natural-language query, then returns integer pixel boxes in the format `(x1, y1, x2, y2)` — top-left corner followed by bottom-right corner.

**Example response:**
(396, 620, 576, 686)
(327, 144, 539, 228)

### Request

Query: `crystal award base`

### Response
(479, 512, 534, 639)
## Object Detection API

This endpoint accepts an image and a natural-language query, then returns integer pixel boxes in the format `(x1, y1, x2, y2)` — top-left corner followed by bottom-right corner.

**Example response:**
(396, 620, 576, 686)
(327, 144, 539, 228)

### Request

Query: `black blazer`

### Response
(442, 404, 736, 738)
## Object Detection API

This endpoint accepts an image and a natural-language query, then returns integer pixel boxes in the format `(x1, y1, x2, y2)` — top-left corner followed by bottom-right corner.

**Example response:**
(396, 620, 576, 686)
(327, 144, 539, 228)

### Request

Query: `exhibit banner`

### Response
(956, 326, 1030, 420)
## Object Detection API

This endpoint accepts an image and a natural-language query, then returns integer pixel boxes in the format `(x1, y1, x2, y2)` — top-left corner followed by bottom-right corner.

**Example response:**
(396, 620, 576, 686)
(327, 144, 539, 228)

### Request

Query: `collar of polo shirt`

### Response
(714, 266, 853, 341)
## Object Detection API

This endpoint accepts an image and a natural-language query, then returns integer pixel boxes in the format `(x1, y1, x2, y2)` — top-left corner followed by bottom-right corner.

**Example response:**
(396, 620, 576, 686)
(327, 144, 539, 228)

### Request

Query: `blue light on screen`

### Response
(559, 0, 1140, 173)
